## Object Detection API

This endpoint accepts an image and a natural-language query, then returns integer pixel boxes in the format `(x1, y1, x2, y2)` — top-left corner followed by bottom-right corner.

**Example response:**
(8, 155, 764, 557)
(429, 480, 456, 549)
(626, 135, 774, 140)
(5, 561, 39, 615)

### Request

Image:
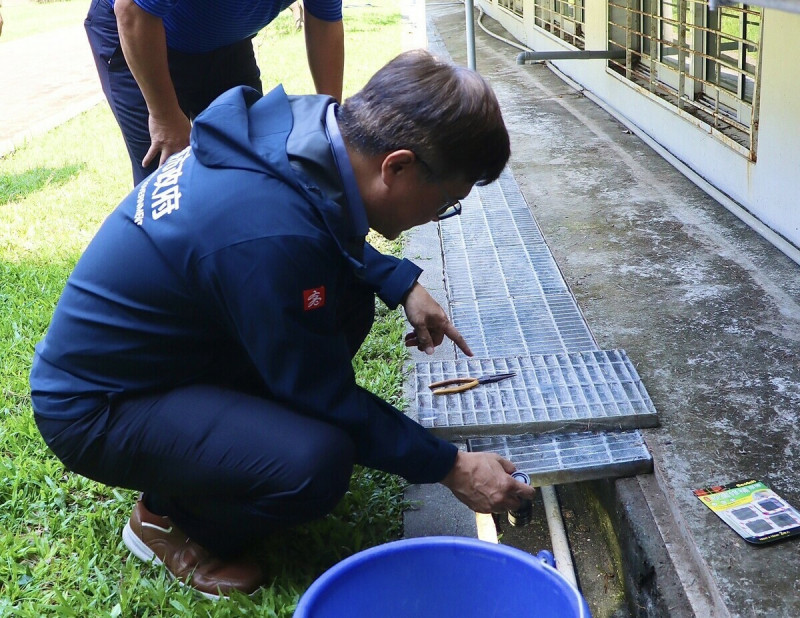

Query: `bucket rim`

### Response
(294, 535, 590, 618)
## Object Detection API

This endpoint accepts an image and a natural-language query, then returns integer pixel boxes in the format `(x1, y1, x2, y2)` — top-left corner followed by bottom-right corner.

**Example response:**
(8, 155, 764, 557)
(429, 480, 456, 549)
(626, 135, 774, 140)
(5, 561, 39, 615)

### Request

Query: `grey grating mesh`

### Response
(441, 171, 596, 359)
(467, 432, 653, 487)
(450, 294, 596, 358)
(408, 167, 654, 480)
(411, 351, 658, 441)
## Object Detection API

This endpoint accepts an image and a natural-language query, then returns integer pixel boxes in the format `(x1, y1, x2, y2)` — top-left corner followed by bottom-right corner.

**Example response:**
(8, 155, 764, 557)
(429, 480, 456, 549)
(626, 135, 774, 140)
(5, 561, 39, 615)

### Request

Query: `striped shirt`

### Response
(114, 0, 342, 53)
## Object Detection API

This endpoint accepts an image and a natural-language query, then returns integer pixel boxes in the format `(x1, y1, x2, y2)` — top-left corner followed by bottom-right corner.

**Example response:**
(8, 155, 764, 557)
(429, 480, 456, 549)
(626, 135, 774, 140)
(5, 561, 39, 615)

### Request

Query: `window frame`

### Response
(533, 0, 587, 49)
(608, 0, 762, 159)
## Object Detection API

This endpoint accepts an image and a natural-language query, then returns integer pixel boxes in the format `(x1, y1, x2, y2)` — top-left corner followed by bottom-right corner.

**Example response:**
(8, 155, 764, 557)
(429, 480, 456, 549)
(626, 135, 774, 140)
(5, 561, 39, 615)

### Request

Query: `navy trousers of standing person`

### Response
(84, 0, 263, 186)
(35, 291, 376, 559)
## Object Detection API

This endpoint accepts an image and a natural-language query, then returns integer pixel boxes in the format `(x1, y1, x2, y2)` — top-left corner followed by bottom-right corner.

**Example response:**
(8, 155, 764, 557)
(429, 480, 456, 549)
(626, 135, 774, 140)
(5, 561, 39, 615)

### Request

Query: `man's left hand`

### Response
(402, 282, 472, 357)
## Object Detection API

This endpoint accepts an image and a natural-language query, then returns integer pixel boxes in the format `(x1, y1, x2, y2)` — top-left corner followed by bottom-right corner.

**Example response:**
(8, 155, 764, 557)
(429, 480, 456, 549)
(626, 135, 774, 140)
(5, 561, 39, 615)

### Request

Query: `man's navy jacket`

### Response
(30, 85, 458, 484)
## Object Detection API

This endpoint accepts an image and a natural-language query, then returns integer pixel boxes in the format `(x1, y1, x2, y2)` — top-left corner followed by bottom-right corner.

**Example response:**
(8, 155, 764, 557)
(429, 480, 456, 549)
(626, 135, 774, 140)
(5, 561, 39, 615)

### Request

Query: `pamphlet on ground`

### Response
(693, 479, 800, 545)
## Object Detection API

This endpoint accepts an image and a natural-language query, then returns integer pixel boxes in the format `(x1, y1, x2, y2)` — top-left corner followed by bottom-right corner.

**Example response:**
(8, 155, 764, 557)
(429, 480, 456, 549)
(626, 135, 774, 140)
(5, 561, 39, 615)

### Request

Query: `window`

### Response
(533, 0, 586, 49)
(608, 0, 761, 158)
(499, 0, 525, 18)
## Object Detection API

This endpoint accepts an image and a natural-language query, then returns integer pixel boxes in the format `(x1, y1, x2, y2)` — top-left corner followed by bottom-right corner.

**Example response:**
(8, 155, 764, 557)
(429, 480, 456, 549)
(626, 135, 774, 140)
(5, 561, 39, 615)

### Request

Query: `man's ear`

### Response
(380, 149, 417, 187)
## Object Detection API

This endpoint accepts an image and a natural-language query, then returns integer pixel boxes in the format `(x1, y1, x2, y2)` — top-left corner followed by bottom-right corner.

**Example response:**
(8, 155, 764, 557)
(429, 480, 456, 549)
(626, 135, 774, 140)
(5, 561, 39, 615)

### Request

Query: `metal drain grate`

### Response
(467, 431, 653, 486)
(441, 171, 596, 359)
(449, 293, 596, 358)
(412, 350, 658, 440)
(406, 167, 654, 480)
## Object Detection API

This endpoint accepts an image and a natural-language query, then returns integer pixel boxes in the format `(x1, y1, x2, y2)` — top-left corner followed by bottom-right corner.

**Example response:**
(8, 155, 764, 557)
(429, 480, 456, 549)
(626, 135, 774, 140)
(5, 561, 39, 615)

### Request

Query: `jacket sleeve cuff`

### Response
(378, 258, 422, 309)
(404, 439, 459, 484)
(362, 243, 422, 309)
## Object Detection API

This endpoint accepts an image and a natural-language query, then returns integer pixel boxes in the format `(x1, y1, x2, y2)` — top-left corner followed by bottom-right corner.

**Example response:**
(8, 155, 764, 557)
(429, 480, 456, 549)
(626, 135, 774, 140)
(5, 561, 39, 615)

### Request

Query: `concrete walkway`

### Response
(0, 23, 102, 156)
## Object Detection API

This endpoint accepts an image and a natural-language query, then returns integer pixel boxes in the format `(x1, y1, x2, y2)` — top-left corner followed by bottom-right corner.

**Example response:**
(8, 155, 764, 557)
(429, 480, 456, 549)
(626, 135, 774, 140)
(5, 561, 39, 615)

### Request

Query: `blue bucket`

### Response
(294, 536, 591, 617)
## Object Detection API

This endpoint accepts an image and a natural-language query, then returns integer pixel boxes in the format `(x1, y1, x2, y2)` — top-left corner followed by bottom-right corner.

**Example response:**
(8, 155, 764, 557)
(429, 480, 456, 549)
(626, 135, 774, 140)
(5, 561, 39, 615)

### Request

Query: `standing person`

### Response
(30, 50, 534, 600)
(85, 0, 344, 185)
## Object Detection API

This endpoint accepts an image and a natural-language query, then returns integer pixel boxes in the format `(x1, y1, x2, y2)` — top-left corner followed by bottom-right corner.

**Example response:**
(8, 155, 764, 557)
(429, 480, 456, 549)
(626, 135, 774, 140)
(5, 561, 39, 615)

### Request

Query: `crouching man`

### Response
(30, 49, 535, 599)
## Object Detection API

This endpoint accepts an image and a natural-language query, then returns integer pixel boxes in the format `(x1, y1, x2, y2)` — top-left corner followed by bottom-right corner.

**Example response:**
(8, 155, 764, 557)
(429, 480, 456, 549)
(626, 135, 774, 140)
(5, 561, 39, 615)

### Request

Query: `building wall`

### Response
(750, 13, 800, 242)
(478, 1, 800, 251)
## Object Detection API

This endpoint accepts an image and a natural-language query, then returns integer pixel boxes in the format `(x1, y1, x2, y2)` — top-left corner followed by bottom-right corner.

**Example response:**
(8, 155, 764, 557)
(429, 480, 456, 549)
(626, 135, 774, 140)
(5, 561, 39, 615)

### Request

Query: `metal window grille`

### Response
(533, 0, 586, 48)
(500, 0, 525, 18)
(608, 0, 761, 159)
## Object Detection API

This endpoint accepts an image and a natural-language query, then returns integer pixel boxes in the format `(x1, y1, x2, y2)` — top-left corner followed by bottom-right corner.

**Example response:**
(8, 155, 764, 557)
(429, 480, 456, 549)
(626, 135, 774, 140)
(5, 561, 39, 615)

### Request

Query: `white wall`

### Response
(478, 1, 800, 250)
(749, 11, 800, 243)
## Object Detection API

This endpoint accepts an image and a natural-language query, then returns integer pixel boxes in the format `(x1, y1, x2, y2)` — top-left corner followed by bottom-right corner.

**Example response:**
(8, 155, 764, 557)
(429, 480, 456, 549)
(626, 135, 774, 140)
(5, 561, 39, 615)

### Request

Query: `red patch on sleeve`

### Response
(303, 286, 326, 311)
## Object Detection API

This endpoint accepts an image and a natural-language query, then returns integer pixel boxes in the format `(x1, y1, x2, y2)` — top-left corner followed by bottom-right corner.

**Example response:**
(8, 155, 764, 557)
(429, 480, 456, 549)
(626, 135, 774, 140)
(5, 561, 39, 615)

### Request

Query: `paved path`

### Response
(0, 0, 422, 159)
(0, 23, 103, 156)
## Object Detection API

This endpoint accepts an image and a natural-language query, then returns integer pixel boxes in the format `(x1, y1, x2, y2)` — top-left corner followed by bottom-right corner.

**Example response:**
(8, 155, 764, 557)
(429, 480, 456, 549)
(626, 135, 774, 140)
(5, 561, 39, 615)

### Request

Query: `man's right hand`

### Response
(402, 282, 472, 357)
(143, 111, 192, 168)
(115, 0, 189, 169)
(440, 451, 536, 513)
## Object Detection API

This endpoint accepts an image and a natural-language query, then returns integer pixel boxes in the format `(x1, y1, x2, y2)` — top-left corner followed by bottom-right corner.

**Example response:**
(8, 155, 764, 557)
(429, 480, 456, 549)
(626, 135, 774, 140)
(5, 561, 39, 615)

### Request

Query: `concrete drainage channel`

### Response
(487, 483, 629, 617)
(402, 166, 662, 615)
(396, 5, 716, 614)
(404, 476, 676, 616)
(483, 478, 692, 617)
(395, 11, 688, 616)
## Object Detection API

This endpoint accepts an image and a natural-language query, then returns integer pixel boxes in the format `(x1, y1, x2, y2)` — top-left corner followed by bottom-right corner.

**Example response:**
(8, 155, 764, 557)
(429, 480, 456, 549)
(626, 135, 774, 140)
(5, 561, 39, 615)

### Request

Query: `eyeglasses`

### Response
(416, 156, 463, 220)
(434, 191, 463, 220)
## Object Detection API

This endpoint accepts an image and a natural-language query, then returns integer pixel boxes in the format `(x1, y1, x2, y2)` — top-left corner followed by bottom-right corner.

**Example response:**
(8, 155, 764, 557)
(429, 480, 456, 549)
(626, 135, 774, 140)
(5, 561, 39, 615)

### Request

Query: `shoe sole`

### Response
(122, 522, 223, 601)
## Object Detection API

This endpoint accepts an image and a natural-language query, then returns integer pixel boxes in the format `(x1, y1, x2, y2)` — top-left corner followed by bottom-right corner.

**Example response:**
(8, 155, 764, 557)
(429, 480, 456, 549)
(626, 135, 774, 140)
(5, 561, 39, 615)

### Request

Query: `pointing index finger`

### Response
(444, 322, 473, 357)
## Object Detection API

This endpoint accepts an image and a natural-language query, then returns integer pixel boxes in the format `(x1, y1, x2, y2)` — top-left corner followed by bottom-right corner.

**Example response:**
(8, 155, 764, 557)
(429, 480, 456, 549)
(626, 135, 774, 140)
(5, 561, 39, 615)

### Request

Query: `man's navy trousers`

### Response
(84, 0, 262, 185)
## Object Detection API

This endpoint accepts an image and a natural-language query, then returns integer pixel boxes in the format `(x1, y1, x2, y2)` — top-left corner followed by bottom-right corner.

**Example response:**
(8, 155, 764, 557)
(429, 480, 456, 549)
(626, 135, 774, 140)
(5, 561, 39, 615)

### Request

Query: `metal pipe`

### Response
(476, 4, 529, 53)
(475, 512, 499, 543)
(465, 0, 476, 69)
(516, 49, 627, 64)
(541, 485, 578, 589)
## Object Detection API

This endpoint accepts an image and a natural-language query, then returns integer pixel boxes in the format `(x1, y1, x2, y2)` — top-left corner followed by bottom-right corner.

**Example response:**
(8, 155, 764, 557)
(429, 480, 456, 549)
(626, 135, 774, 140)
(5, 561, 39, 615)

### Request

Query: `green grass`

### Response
(1, 2, 408, 615)
(0, 0, 87, 43)
(256, 2, 404, 96)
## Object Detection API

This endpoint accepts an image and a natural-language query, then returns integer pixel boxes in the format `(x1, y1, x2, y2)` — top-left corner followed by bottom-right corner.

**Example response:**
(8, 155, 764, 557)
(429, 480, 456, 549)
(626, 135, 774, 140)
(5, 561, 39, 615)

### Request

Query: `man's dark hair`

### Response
(338, 49, 510, 186)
